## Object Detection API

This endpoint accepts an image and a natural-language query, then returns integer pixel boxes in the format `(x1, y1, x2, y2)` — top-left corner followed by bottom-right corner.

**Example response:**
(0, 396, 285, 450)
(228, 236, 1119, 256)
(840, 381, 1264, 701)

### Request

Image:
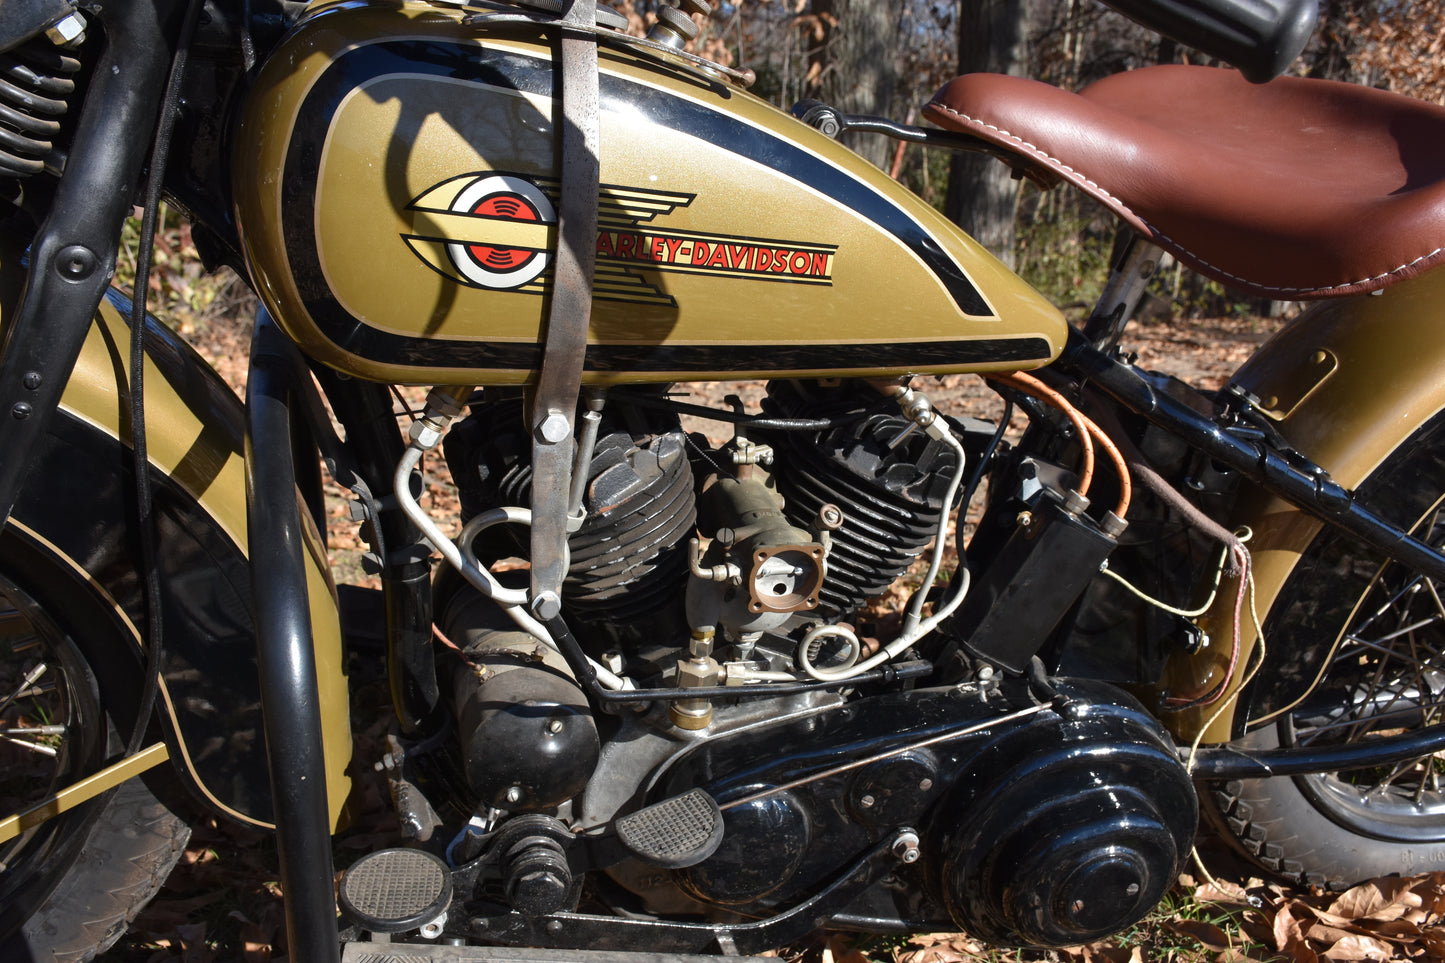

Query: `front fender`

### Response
(0, 245, 350, 831)
(1162, 267, 1445, 742)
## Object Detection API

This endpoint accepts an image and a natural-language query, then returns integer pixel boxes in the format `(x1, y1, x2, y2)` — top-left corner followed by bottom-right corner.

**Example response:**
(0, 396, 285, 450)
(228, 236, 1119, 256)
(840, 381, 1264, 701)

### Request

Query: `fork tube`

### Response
(245, 313, 340, 963)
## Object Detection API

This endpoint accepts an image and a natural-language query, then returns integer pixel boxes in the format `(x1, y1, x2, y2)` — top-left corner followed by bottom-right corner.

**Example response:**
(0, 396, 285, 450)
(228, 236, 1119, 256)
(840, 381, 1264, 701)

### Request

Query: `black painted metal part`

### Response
(1061, 331, 1445, 588)
(246, 311, 341, 963)
(0, 0, 186, 529)
(1188, 724, 1445, 779)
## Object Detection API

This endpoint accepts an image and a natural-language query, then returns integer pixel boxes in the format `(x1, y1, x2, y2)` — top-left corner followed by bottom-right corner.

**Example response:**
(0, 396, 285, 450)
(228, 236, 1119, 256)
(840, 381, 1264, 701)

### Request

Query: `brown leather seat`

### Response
(925, 65, 1445, 299)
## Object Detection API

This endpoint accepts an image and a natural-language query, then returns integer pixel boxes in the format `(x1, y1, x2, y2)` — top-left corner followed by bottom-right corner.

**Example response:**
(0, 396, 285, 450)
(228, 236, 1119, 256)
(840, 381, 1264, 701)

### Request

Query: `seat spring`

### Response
(0, 37, 81, 178)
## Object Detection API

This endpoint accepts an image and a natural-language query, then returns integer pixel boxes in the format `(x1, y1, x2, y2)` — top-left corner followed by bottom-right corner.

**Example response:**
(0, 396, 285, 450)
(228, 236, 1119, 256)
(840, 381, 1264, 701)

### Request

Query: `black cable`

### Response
(125, 0, 204, 756)
(950, 397, 1013, 591)
(541, 612, 931, 704)
(612, 389, 881, 431)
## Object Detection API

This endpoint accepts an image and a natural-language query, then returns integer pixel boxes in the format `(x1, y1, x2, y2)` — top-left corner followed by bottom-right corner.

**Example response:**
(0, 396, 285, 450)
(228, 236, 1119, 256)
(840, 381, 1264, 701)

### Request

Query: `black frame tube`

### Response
(311, 369, 441, 735)
(1060, 330, 1445, 585)
(476, 830, 907, 954)
(245, 313, 340, 963)
(1188, 724, 1445, 779)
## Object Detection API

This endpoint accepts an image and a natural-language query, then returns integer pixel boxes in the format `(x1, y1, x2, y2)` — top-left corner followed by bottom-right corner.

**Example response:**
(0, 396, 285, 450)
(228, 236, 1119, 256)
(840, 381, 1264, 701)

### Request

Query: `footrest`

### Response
(615, 788, 724, 868)
(339, 848, 452, 934)
(344, 946, 774, 963)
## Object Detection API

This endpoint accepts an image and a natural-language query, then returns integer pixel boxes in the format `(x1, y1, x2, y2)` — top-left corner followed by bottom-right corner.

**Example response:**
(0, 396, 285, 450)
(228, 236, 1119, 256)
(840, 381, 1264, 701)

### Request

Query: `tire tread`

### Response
(17, 778, 189, 962)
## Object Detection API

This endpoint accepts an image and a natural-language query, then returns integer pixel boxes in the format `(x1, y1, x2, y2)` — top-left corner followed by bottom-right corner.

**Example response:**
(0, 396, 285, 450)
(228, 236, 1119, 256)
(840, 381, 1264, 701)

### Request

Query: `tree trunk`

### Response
(805, 0, 899, 169)
(945, 0, 1032, 268)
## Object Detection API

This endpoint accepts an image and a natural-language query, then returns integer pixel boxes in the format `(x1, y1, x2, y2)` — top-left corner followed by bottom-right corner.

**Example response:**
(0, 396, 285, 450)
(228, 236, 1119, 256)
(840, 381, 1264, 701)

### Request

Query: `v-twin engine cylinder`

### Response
(652, 678, 1196, 947)
(443, 396, 696, 654)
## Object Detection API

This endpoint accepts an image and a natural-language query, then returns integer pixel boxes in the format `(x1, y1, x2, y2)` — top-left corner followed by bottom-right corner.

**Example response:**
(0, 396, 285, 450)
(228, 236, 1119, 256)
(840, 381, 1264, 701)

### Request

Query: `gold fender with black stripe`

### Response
(0, 250, 351, 833)
(1160, 267, 1445, 743)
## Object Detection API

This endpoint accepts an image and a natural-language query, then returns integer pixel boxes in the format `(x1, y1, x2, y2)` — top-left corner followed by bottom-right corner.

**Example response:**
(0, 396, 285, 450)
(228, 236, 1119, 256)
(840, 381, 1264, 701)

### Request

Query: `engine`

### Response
(759, 379, 962, 617)
(442, 380, 964, 661)
(443, 395, 696, 657)
(346, 379, 1202, 951)
(436, 378, 968, 802)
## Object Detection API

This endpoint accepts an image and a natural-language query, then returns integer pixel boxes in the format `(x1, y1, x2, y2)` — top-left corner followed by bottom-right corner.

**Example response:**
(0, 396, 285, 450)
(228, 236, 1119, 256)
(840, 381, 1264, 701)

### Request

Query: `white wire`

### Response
(727, 668, 799, 683)
(1187, 532, 1264, 775)
(799, 425, 972, 683)
(797, 624, 862, 677)
(1098, 541, 1232, 619)
(393, 444, 630, 691)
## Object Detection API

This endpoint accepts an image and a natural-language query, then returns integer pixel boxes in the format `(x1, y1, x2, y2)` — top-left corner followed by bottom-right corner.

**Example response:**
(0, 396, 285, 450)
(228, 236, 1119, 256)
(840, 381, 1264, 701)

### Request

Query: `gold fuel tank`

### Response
(233, 0, 1066, 386)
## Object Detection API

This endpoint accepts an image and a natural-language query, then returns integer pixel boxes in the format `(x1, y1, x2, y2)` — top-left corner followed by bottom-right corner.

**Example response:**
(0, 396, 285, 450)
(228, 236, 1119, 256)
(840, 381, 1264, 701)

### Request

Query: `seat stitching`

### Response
(926, 99, 1445, 296)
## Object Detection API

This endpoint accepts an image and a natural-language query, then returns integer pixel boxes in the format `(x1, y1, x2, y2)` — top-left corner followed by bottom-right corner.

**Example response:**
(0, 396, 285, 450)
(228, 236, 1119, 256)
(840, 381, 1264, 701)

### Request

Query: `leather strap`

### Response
(529, 0, 599, 618)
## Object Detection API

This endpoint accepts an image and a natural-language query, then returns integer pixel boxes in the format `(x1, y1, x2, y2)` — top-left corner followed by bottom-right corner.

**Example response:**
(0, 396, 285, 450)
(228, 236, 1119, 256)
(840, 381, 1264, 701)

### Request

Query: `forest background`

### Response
(115, 0, 1445, 960)
(604, 0, 1445, 321)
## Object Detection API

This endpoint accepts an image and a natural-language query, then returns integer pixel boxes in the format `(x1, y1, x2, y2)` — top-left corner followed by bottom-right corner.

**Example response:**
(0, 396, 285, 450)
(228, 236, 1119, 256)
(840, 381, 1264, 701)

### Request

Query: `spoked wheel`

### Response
(1210, 414, 1445, 887)
(1285, 528, 1445, 841)
(0, 577, 105, 930)
(0, 563, 190, 961)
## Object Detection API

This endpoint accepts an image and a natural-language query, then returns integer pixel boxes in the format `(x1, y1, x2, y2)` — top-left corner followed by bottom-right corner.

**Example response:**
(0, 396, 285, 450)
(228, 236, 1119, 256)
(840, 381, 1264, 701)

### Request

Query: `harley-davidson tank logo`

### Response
(444, 175, 556, 289)
(404, 173, 836, 306)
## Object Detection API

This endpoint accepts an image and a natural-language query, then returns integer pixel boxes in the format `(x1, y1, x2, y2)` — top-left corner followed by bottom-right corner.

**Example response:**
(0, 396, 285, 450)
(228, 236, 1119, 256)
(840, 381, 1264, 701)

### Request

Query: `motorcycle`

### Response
(2, 0, 1443, 957)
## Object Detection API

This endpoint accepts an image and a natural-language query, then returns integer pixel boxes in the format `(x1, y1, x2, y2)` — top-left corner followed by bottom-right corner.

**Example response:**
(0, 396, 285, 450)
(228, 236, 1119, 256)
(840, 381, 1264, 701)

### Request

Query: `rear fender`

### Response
(1161, 268, 1445, 742)
(0, 248, 351, 831)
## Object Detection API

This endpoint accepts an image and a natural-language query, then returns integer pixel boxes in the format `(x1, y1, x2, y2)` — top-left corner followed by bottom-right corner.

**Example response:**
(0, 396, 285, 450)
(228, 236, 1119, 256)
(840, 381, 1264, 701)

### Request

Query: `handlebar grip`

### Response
(1100, 0, 1319, 83)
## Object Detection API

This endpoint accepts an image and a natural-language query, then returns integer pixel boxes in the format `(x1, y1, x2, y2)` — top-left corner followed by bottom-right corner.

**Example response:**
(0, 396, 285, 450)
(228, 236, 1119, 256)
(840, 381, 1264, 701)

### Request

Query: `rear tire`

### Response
(1207, 410, 1445, 887)
(0, 550, 190, 962)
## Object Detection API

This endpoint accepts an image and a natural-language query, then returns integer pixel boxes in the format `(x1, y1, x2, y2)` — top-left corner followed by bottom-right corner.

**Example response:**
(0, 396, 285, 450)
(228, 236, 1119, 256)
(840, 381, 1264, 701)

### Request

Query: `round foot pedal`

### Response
(616, 788, 724, 868)
(339, 847, 452, 934)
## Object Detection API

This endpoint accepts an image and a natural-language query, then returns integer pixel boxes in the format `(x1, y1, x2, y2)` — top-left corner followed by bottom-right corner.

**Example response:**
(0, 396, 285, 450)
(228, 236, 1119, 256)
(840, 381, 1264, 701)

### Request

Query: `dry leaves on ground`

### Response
(1237, 873, 1445, 962)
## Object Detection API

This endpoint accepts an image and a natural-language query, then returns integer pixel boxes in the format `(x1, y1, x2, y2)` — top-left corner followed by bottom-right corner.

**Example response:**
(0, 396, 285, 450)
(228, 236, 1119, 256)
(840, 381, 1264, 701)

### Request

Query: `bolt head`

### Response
(505, 786, 523, 804)
(45, 12, 85, 46)
(859, 794, 875, 808)
(537, 411, 572, 445)
(56, 245, 95, 281)
(531, 591, 562, 621)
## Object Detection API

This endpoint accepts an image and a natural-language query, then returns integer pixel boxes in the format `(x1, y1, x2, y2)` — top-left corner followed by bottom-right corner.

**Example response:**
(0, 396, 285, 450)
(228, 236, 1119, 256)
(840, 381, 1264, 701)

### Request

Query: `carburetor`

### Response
(687, 475, 827, 642)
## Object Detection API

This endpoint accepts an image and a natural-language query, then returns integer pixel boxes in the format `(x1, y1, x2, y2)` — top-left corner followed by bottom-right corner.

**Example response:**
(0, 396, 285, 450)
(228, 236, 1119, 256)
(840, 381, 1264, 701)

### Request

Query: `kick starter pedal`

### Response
(339, 847, 452, 934)
(615, 788, 725, 868)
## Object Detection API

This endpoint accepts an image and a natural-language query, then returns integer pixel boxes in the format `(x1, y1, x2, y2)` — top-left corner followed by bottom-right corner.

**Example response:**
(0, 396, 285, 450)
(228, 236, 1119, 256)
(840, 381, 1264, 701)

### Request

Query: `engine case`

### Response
(657, 679, 1195, 947)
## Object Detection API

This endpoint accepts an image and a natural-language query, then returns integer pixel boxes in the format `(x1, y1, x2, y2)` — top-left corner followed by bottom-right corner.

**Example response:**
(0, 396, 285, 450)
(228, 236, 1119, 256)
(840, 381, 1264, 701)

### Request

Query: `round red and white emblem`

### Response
(446, 175, 556, 289)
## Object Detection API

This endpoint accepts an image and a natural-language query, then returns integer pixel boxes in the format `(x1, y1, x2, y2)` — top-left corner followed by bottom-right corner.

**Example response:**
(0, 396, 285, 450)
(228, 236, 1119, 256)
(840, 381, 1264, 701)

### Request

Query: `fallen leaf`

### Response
(1317, 933, 1392, 962)
(1274, 901, 1308, 952)
(1328, 877, 1419, 923)
(1167, 917, 1235, 950)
